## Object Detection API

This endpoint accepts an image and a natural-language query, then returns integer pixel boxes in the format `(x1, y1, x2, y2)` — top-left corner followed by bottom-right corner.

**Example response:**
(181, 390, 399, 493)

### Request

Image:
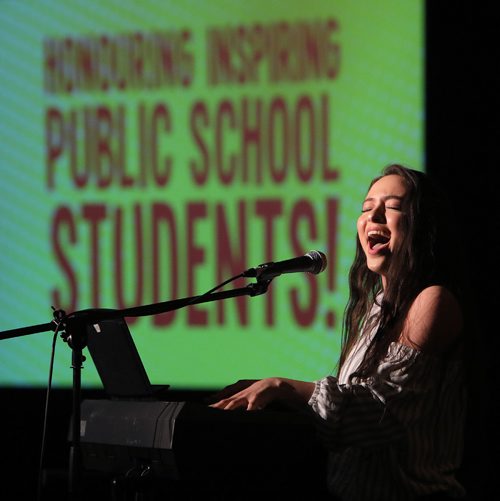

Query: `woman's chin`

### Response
(366, 255, 388, 275)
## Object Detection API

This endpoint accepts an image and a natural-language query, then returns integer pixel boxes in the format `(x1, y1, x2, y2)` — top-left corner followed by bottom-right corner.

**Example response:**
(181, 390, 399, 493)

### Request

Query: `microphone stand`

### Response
(0, 278, 272, 501)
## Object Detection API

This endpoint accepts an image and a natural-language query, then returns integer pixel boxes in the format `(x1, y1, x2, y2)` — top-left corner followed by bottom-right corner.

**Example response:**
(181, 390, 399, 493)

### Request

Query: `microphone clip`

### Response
(242, 262, 275, 280)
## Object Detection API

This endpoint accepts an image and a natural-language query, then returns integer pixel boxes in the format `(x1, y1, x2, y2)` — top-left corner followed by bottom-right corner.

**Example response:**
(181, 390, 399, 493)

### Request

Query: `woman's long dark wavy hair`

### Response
(338, 164, 463, 375)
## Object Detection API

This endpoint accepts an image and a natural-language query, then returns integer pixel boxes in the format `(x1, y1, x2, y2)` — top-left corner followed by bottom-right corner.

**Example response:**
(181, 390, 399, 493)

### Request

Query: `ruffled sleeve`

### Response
(308, 343, 457, 450)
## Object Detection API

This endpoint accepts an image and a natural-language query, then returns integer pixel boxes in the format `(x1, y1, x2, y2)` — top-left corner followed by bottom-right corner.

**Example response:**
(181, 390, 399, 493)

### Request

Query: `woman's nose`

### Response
(368, 205, 386, 223)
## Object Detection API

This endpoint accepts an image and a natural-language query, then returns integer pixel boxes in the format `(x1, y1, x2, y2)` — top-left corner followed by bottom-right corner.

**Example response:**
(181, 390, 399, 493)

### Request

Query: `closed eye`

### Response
(362, 205, 400, 212)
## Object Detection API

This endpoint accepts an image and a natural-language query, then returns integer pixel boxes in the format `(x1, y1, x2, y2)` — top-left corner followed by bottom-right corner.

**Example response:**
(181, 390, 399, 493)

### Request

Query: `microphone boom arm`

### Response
(0, 279, 272, 342)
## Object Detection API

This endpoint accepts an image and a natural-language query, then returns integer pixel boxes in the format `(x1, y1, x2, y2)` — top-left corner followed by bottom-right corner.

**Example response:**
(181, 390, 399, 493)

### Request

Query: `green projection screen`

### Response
(0, 0, 424, 389)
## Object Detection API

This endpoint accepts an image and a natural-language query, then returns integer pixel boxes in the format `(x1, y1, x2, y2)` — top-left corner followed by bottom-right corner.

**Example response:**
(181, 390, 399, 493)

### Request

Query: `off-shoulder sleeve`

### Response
(308, 343, 448, 450)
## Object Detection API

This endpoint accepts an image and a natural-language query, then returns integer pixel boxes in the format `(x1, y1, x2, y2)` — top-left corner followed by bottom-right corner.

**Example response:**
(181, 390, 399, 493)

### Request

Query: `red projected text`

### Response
(44, 19, 343, 332)
(190, 94, 337, 185)
(46, 102, 173, 189)
(207, 19, 340, 85)
(51, 198, 339, 328)
(44, 31, 194, 94)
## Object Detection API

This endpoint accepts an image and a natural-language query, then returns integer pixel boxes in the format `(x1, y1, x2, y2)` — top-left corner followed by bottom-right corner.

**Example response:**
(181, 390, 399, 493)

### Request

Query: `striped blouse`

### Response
(308, 301, 466, 500)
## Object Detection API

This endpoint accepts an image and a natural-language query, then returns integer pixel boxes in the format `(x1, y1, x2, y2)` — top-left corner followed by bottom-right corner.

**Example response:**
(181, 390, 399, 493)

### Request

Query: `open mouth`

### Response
(367, 230, 390, 252)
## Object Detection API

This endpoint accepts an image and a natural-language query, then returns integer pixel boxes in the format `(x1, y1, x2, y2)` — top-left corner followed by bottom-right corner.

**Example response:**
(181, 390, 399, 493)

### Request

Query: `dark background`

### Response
(1, 2, 498, 499)
(426, 3, 499, 499)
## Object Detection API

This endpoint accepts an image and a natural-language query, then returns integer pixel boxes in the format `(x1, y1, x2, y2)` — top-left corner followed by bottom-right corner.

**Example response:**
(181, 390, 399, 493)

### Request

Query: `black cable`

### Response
(36, 322, 61, 501)
(199, 273, 245, 296)
(184, 272, 246, 306)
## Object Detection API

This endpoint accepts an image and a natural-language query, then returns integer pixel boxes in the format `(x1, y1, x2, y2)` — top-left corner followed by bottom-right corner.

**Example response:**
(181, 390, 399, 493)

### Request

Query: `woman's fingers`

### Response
(209, 378, 280, 411)
(205, 379, 257, 404)
(210, 395, 247, 410)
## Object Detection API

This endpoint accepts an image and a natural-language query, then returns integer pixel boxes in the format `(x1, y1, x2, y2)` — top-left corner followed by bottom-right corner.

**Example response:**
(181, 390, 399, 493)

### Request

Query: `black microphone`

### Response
(243, 250, 327, 280)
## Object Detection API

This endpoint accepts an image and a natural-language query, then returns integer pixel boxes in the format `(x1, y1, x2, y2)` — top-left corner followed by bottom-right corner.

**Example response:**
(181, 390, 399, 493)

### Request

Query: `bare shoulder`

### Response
(400, 285, 463, 354)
